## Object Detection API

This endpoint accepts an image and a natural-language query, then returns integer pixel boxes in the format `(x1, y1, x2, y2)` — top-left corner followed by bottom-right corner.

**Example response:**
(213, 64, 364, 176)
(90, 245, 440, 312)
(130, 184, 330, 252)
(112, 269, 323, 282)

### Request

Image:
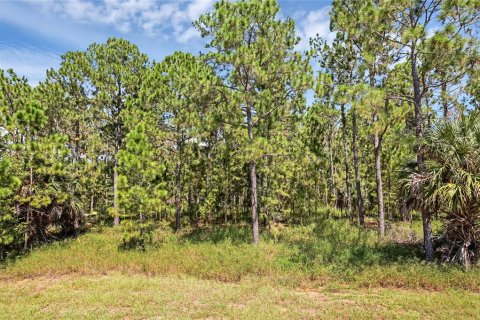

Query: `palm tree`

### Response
(400, 111, 480, 267)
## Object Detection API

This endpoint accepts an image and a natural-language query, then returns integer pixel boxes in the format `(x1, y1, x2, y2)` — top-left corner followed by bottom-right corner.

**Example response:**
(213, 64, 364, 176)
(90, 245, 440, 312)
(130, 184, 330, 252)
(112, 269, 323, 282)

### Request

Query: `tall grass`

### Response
(1, 218, 479, 291)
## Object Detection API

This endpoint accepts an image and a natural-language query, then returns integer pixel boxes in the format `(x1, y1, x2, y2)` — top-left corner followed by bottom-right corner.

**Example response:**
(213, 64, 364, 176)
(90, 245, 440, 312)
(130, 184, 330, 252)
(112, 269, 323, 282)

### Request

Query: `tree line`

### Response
(1, 0, 479, 265)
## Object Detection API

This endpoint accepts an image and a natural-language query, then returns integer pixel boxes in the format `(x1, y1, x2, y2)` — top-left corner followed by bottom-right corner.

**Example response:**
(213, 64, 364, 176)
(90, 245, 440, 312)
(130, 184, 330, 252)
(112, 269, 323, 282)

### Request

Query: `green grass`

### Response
(2, 274, 480, 319)
(1, 219, 479, 319)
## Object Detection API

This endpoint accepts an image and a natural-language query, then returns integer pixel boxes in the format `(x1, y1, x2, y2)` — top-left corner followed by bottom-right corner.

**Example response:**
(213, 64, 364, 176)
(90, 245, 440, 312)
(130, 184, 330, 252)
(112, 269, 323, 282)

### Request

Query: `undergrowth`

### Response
(1, 217, 478, 292)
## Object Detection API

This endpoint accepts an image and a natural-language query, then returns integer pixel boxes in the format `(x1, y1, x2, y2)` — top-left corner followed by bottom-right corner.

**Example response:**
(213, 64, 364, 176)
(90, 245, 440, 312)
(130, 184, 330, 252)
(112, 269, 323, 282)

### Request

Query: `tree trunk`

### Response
(24, 158, 33, 251)
(411, 45, 434, 261)
(314, 177, 318, 218)
(113, 116, 121, 227)
(113, 94, 122, 226)
(24, 208, 30, 251)
(74, 209, 80, 236)
(369, 69, 386, 235)
(90, 193, 94, 213)
(401, 202, 407, 222)
(328, 132, 336, 207)
(341, 104, 352, 217)
(387, 164, 392, 221)
(421, 210, 434, 258)
(352, 108, 364, 226)
(250, 162, 259, 243)
(175, 156, 182, 233)
(188, 187, 193, 220)
(441, 72, 448, 118)
(374, 130, 385, 237)
(247, 103, 259, 245)
(113, 162, 120, 226)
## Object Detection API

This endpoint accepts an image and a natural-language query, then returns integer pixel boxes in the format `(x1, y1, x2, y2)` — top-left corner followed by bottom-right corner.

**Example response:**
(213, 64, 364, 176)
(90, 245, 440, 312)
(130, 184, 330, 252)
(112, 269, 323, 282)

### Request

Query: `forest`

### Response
(0, 0, 479, 274)
(1, 0, 480, 317)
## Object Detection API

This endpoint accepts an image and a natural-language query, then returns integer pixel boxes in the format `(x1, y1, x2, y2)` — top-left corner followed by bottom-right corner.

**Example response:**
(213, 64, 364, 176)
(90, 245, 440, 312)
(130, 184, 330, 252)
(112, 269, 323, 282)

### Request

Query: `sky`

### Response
(0, 0, 334, 85)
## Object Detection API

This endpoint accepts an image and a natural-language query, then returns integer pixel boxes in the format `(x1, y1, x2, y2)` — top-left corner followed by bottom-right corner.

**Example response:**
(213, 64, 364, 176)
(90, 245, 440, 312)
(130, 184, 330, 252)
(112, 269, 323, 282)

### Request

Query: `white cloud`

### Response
(37, 0, 215, 43)
(190, 0, 216, 20)
(143, 0, 215, 43)
(176, 27, 198, 44)
(295, 6, 335, 51)
(142, 3, 179, 35)
(0, 43, 60, 86)
(0, 1, 108, 48)
(0, 0, 216, 85)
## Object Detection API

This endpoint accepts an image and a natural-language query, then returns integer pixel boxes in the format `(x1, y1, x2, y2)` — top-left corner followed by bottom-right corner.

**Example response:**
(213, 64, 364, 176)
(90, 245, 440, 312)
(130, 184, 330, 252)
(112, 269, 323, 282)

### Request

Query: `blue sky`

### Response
(0, 0, 333, 85)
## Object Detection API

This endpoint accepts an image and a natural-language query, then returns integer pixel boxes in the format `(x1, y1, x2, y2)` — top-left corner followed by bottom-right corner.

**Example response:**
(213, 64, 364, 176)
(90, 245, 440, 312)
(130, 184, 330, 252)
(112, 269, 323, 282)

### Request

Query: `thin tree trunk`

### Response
(224, 169, 229, 224)
(411, 45, 434, 261)
(369, 68, 386, 235)
(113, 162, 120, 226)
(175, 157, 182, 232)
(401, 202, 407, 222)
(328, 133, 336, 207)
(307, 186, 311, 220)
(387, 164, 392, 221)
(187, 186, 192, 219)
(90, 193, 94, 213)
(341, 104, 352, 217)
(74, 209, 80, 235)
(352, 108, 364, 226)
(229, 193, 233, 224)
(113, 84, 123, 227)
(246, 103, 259, 245)
(24, 154, 33, 251)
(250, 161, 259, 244)
(441, 72, 448, 118)
(113, 116, 121, 227)
(374, 130, 385, 237)
(315, 178, 318, 211)
(24, 207, 30, 251)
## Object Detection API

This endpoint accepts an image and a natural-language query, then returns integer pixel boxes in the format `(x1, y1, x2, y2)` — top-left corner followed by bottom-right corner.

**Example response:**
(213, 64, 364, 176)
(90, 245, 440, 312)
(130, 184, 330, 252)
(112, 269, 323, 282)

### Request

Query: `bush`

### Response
(120, 220, 156, 250)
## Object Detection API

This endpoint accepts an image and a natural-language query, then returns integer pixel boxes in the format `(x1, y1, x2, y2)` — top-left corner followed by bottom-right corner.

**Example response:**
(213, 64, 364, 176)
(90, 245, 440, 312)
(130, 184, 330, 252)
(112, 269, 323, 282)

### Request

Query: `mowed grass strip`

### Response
(1, 274, 480, 320)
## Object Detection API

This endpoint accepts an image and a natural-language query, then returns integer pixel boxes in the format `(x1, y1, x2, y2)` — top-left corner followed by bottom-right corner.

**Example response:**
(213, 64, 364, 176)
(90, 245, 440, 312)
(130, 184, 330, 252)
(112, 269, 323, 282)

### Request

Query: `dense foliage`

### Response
(0, 0, 479, 266)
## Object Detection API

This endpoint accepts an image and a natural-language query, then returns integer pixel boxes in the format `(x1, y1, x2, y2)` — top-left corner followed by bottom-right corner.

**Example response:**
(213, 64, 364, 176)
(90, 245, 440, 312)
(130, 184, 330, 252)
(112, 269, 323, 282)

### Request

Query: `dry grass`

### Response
(1, 222, 480, 319)
(1, 274, 480, 319)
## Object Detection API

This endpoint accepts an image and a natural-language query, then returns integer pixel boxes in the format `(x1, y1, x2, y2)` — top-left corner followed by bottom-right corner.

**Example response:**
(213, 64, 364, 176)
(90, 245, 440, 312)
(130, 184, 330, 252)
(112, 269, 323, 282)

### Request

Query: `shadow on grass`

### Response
(180, 224, 253, 245)
(275, 219, 424, 270)
(176, 218, 424, 270)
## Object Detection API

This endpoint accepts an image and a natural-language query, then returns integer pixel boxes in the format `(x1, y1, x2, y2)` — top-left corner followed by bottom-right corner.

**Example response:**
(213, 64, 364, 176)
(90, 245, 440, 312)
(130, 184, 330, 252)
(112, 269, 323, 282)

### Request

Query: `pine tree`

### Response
(118, 122, 166, 248)
(84, 38, 149, 226)
(195, 0, 312, 243)
(142, 52, 220, 231)
(375, 0, 479, 259)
